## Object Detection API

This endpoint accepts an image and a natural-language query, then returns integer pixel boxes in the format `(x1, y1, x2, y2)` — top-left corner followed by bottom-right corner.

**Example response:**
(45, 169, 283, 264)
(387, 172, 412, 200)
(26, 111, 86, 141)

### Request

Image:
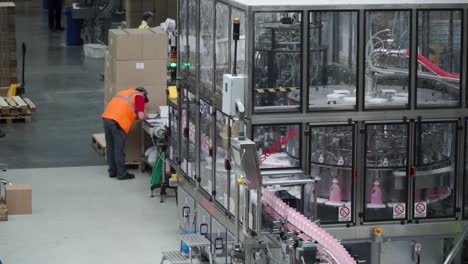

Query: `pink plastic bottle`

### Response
(371, 180, 383, 205)
(329, 178, 342, 203)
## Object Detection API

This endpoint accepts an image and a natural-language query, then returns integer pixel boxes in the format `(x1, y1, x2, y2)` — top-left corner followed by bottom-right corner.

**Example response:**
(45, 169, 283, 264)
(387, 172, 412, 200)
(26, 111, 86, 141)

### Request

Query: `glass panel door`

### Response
(309, 11, 358, 111)
(199, 99, 213, 194)
(254, 12, 302, 113)
(310, 124, 354, 224)
(364, 11, 411, 109)
(169, 105, 179, 163)
(200, 0, 214, 92)
(414, 121, 457, 219)
(214, 111, 230, 209)
(416, 10, 462, 108)
(364, 123, 409, 222)
(215, 2, 230, 94)
(187, 91, 197, 179)
(181, 89, 189, 176)
(252, 124, 301, 169)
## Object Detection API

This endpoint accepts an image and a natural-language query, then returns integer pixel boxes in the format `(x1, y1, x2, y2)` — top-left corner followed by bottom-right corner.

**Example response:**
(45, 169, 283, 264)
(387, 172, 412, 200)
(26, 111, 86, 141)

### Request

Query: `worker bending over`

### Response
(138, 11, 154, 29)
(102, 87, 148, 180)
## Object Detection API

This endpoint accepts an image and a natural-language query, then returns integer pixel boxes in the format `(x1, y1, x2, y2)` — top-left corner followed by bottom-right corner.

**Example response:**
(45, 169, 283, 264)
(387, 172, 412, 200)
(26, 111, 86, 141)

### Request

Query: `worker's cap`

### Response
(143, 11, 154, 21)
(136, 87, 149, 102)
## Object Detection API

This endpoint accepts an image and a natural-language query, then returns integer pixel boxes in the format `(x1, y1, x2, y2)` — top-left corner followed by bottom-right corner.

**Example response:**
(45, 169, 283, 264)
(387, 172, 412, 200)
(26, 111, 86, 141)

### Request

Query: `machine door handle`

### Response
(182, 206, 190, 217)
(215, 237, 224, 250)
(200, 223, 209, 237)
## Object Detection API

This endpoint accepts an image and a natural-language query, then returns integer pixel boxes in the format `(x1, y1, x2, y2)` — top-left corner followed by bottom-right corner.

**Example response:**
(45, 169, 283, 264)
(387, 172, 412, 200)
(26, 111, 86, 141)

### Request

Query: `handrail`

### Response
(443, 225, 468, 264)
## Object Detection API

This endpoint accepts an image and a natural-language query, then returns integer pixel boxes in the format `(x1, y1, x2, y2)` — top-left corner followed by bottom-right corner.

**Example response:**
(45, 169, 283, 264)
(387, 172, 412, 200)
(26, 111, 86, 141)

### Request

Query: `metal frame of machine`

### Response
(170, 0, 468, 263)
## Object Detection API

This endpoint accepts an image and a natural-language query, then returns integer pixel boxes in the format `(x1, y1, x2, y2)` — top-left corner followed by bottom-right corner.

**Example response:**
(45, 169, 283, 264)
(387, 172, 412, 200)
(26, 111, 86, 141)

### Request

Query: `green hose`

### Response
(150, 150, 164, 186)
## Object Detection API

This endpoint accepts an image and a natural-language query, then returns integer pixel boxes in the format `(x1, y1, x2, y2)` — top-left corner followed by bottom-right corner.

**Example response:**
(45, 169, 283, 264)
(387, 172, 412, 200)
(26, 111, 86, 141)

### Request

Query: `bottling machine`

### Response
(168, 0, 468, 263)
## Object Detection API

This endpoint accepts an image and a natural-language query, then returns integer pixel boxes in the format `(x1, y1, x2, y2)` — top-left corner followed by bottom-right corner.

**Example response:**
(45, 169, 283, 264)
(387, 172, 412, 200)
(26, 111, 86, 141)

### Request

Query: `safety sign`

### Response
(414, 202, 427, 218)
(393, 203, 406, 219)
(338, 205, 352, 222)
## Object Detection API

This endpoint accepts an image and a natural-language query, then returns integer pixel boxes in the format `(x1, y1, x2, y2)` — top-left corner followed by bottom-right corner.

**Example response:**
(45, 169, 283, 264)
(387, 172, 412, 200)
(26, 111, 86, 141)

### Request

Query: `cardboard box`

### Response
(113, 59, 168, 85)
(6, 184, 32, 215)
(146, 29, 168, 59)
(108, 29, 143, 60)
(108, 29, 168, 60)
(126, 122, 142, 163)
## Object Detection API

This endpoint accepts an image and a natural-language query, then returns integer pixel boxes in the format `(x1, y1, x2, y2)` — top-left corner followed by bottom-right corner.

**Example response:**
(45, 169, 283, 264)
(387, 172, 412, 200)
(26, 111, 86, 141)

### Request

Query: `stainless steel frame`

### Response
(172, 1, 468, 263)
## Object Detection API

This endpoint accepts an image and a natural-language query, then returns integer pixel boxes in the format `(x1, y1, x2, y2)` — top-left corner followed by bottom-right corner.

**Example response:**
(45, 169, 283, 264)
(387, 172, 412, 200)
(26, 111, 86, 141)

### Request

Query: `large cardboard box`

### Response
(108, 29, 143, 60)
(0, 2, 16, 87)
(108, 29, 168, 60)
(146, 29, 168, 59)
(125, 122, 142, 163)
(113, 59, 167, 85)
(105, 28, 168, 164)
(6, 184, 32, 215)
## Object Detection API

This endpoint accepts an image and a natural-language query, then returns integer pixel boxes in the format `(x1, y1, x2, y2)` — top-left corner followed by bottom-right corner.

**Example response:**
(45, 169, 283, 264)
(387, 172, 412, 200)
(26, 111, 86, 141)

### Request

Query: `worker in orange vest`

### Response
(102, 87, 149, 180)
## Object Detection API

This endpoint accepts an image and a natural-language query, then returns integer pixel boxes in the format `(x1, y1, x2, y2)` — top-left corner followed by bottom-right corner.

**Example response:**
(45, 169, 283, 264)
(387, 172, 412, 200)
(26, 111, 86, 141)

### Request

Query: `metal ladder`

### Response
(443, 226, 468, 264)
(159, 250, 190, 264)
(160, 233, 213, 264)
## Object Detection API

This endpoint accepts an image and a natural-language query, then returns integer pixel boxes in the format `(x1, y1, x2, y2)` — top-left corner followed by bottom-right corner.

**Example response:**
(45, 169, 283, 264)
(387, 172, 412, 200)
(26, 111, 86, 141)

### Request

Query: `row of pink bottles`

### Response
(262, 188, 355, 264)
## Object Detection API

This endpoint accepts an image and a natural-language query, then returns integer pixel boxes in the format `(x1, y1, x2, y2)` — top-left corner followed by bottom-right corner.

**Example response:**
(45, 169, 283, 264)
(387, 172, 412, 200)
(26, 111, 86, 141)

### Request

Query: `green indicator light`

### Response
(184, 62, 191, 67)
(170, 62, 177, 68)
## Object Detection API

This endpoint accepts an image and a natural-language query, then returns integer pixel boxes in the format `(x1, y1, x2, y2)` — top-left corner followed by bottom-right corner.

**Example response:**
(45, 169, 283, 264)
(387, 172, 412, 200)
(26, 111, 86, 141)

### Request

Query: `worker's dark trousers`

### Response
(103, 118, 128, 177)
(48, 7, 62, 30)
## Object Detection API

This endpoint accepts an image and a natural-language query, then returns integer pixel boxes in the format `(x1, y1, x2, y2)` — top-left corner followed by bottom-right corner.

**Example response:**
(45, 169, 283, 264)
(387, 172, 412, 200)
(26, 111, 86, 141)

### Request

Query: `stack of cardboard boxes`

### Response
(125, 0, 176, 28)
(0, 2, 16, 88)
(105, 28, 168, 163)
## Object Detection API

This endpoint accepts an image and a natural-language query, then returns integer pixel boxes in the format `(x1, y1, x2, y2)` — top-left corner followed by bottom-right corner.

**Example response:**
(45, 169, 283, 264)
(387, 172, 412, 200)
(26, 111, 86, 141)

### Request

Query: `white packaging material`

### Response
(84, 44, 107, 59)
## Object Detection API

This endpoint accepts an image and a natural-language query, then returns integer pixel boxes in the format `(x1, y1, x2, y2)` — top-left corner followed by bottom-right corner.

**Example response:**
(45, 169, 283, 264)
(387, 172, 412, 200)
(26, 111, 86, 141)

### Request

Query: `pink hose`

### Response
(262, 189, 355, 264)
(405, 50, 460, 79)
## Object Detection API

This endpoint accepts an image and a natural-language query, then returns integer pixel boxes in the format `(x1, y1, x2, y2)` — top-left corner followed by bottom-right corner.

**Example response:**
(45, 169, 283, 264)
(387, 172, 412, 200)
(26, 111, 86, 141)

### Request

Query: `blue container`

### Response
(65, 7, 83, 46)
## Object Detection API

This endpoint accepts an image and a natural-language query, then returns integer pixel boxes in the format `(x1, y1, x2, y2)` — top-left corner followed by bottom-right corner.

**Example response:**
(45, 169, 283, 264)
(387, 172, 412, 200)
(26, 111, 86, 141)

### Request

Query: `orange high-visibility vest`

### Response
(102, 88, 140, 134)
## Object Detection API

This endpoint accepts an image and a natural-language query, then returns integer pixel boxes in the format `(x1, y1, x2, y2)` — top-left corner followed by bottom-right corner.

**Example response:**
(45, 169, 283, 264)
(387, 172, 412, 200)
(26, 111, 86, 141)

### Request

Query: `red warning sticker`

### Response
(414, 202, 427, 218)
(338, 205, 351, 222)
(393, 203, 406, 219)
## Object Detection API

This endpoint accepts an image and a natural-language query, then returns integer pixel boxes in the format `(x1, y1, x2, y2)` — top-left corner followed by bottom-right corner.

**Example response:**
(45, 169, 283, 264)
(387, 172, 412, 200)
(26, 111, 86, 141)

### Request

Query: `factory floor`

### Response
(1, 3, 106, 169)
(0, 166, 179, 264)
(0, 3, 179, 264)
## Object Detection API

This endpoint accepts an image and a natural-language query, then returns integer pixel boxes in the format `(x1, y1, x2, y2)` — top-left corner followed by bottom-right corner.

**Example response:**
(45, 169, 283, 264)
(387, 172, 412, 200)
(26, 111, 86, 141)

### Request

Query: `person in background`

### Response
(48, 0, 64, 32)
(101, 87, 149, 180)
(138, 11, 154, 29)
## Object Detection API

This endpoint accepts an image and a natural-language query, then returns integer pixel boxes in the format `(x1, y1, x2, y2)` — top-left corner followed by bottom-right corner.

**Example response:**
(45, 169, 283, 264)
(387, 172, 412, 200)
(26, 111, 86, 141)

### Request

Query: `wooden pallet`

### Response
(0, 96, 36, 116)
(0, 115, 32, 125)
(91, 133, 144, 169)
(92, 133, 107, 159)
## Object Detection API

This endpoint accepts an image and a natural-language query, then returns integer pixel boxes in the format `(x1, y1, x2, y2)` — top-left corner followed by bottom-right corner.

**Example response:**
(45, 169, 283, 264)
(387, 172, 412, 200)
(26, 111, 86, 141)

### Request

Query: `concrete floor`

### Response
(0, 166, 179, 264)
(0, 4, 180, 264)
(0, 4, 106, 169)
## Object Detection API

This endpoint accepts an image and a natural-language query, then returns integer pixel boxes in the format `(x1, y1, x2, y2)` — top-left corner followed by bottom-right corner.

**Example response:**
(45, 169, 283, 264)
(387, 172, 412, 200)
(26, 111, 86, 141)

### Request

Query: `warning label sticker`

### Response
(338, 205, 352, 222)
(393, 203, 406, 219)
(414, 202, 427, 218)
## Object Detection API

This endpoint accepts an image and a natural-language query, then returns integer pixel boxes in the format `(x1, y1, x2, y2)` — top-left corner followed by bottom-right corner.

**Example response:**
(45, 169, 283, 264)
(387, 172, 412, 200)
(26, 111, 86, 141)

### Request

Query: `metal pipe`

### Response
(235, 177, 240, 243)
(243, 188, 250, 236)
(443, 226, 468, 264)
